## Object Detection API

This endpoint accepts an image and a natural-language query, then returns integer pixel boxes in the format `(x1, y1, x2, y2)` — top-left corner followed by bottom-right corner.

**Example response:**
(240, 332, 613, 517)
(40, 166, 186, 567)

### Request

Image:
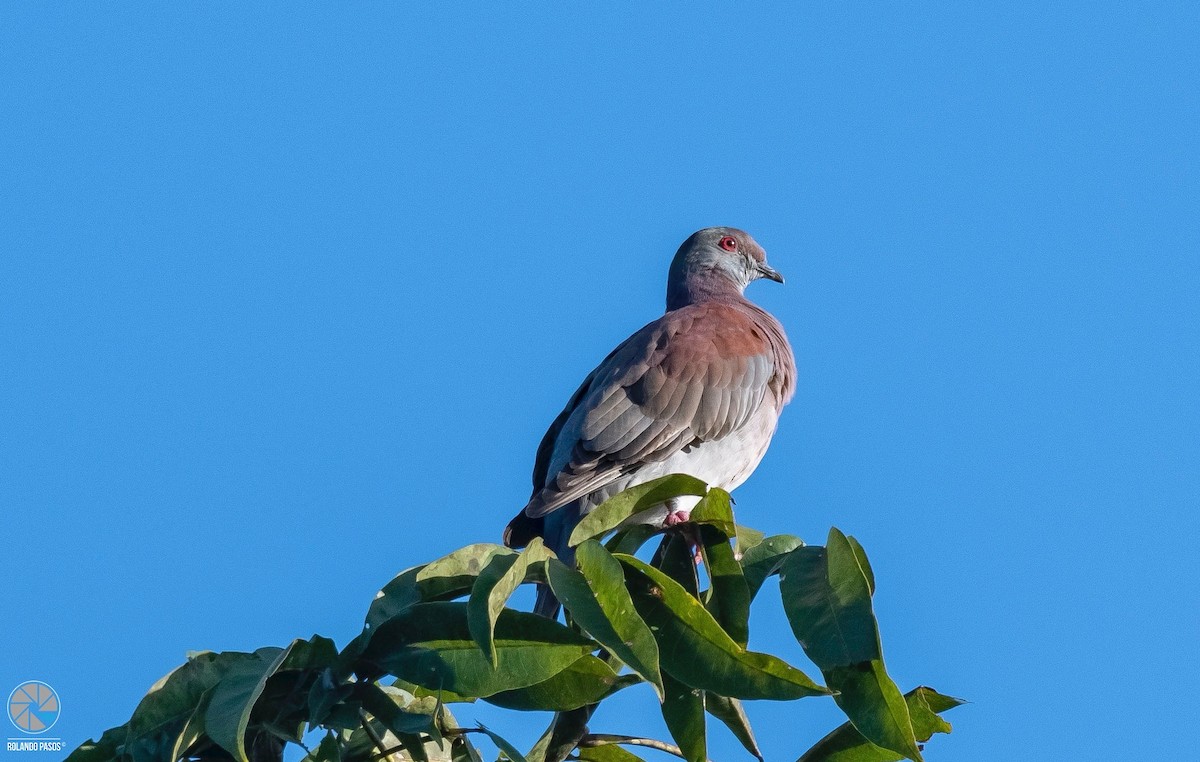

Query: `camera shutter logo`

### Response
(8, 681, 60, 734)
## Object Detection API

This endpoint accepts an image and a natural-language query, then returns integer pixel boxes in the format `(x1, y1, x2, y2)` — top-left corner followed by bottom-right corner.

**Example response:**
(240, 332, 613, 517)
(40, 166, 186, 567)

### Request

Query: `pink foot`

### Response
(664, 509, 691, 527)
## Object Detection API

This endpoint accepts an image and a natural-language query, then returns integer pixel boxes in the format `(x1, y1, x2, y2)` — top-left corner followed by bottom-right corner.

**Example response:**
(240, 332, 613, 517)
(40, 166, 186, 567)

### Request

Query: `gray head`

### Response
(666, 227, 783, 309)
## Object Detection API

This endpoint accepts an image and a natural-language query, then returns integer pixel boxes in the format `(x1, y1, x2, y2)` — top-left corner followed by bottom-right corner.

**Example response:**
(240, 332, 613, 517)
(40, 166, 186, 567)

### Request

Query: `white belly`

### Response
(581, 402, 780, 523)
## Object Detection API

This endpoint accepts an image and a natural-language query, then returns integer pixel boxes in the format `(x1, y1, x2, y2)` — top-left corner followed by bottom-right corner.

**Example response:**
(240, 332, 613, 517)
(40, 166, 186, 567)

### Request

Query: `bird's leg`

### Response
(664, 508, 703, 566)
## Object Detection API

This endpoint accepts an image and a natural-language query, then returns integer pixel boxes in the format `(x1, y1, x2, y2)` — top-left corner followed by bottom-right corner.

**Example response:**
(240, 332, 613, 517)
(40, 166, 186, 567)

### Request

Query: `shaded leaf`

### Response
(484, 654, 637, 711)
(547, 543, 664, 699)
(651, 532, 699, 599)
(359, 682, 439, 735)
(65, 725, 127, 762)
(705, 694, 762, 761)
(569, 474, 709, 546)
(123, 650, 257, 761)
(307, 669, 355, 726)
(797, 687, 964, 762)
(362, 602, 596, 698)
(168, 688, 212, 762)
(617, 554, 828, 700)
(533, 705, 594, 762)
(473, 725, 530, 762)
(604, 524, 662, 556)
(740, 535, 805, 601)
(780, 530, 920, 761)
(661, 672, 706, 762)
(301, 732, 343, 762)
(697, 524, 751, 647)
(206, 646, 288, 762)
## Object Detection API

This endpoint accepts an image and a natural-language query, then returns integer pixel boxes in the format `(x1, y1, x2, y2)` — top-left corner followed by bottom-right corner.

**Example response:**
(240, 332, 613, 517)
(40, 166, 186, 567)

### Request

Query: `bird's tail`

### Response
(534, 583, 561, 619)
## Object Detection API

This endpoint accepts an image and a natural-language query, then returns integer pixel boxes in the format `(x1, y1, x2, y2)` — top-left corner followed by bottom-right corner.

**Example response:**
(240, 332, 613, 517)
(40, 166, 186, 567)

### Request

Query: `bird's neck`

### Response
(665, 274, 745, 311)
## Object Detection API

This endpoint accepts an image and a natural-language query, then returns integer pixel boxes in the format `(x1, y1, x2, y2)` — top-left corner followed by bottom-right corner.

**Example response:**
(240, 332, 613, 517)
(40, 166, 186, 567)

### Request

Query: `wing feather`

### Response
(521, 302, 784, 518)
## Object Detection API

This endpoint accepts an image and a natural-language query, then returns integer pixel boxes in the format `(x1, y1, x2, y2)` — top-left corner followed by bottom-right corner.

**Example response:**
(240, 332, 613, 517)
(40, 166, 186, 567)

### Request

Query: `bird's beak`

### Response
(757, 262, 785, 284)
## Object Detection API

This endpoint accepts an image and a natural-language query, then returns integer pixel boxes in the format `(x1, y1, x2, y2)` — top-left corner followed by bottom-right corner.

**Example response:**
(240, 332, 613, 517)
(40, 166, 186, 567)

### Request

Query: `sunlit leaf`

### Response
(697, 524, 751, 647)
(569, 474, 709, 546)
(689, 487, 736, 537)
(740, 534, 805, 601)
(577, 744, 648, 761)
(484, 654, 637, 711)
(367, 544, 516, 630)
(797, 687, 965, 762)
(468, 538, 554, 666)
(547, 542, 664, 699)
(617, 554, 828, 700)
(780, 529, 920, 761)
(362, 601, 596, 698)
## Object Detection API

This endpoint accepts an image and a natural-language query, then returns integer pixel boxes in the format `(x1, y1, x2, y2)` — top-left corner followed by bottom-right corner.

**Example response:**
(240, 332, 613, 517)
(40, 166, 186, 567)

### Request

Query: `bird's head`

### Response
(666, 227, 783, 309)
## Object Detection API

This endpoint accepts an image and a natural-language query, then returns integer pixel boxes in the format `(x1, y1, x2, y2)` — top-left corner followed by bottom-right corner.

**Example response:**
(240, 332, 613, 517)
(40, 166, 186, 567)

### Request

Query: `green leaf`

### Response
(689, 487, 736, 537)
(468, 538, 554, 666)
(301, 732, 343, 762)
(205, 646, 289, 762)
(843, 535, 875, 595)
(123, 650, 259, 762)
(367, 544, 516, 630)
(484, 654, 636, 711)
(359, 682, 439, 735)
(362, 601, 596, 698)
(569, 474, 709, 546)
(547, 543, 664, 699)
(780, 529, 920, 761)
(617, 554, 828, 700)
(797, 687, 965, 762)
(733, 525, 766, 558)
(577, 745, 648, 762)
(200, 636, 334, 759)
(65, 725, 127, 762)
(389, 676, 478, 705)
(705, 694, 763, 761)
(168, 688, 211, 762)
(697, 524, 751, 647)
(740, 534, 805, 601)
(651, 532, 699, 599)
(533, 705, 595, 762)
(604, 524, 662, 555)
(473, 724, 529, 762)
(661, 673, 706, 762)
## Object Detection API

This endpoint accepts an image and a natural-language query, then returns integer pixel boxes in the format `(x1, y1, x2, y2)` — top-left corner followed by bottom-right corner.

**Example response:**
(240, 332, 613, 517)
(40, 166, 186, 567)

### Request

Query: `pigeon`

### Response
(504, 227, 796, 616)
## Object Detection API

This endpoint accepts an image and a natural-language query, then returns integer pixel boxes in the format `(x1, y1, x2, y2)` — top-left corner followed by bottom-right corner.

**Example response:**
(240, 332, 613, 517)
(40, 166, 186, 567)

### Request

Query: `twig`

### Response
(580, 733, 711, 761)
(359, 709, 398, 762)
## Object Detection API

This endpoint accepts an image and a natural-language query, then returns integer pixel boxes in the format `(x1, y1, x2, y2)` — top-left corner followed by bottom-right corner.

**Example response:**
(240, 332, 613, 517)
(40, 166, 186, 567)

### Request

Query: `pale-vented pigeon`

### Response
(504, 227, 796, 616)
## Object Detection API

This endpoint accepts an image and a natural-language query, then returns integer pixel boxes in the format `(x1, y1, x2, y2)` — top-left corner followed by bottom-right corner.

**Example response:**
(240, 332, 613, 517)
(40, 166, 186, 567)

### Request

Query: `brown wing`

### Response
(523, 301, 782, 518)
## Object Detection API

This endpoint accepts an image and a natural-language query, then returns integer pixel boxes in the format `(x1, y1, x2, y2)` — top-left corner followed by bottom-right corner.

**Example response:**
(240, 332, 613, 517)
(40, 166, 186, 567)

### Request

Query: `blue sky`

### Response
(2, 3, 1197, 760)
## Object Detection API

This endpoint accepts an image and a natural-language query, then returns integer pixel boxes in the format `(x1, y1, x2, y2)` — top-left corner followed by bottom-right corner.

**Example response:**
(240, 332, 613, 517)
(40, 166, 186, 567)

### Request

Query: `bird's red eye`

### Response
(719, 236, 737, 252)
